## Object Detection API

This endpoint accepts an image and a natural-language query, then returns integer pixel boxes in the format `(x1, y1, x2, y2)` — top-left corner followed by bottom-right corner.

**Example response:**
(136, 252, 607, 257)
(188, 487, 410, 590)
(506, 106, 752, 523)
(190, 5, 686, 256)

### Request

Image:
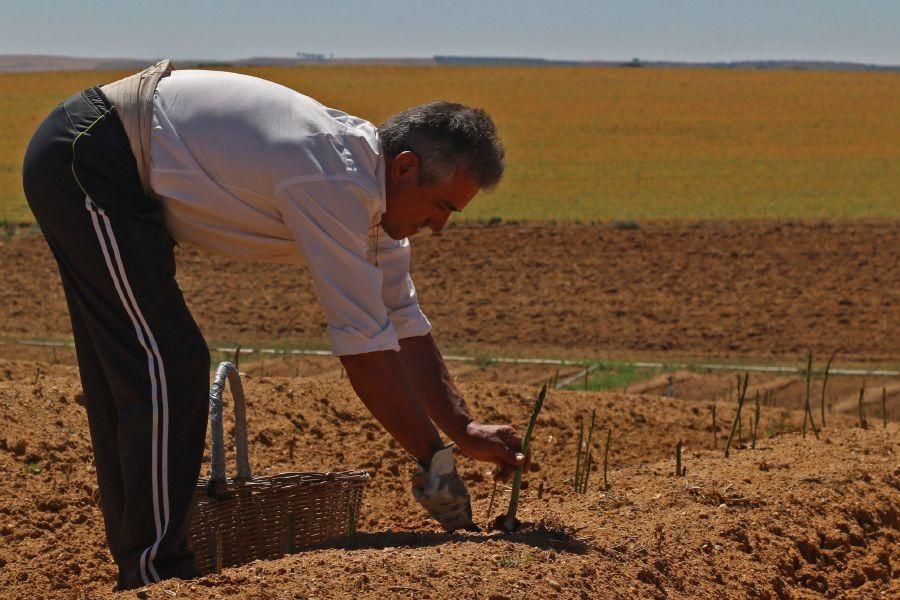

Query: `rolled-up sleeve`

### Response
(372, 235, 432, 340)
(275, 178, 400, 356)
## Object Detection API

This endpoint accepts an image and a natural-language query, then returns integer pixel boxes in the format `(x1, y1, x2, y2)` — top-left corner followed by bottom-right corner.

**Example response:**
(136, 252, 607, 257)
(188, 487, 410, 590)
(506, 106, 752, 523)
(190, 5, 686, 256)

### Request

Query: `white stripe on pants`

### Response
(85, 195, 171, 585)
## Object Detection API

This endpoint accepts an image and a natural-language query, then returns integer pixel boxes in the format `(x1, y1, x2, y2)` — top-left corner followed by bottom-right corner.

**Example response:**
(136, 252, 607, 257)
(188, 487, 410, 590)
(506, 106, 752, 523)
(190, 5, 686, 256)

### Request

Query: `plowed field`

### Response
(3, 220, 898, 363)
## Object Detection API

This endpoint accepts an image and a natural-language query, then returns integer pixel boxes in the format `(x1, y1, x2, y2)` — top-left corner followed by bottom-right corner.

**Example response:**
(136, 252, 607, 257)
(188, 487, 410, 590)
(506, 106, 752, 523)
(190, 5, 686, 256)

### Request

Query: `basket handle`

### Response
(208, 362, 252, 482)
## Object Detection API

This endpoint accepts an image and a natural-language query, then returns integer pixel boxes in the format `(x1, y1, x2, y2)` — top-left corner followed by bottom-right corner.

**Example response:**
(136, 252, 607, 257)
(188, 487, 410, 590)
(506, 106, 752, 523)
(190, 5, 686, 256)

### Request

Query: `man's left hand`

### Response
(455, 422, 531, 482)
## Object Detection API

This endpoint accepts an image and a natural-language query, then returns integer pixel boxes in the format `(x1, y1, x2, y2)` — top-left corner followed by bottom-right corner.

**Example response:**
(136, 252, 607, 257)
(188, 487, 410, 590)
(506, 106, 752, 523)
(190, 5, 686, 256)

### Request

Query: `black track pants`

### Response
(22, 87, 210, 590)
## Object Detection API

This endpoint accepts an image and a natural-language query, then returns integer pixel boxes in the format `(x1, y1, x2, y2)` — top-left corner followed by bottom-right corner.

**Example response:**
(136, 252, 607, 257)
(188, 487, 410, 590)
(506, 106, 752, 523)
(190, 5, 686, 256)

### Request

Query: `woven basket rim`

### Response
(196, 469, 370, 487)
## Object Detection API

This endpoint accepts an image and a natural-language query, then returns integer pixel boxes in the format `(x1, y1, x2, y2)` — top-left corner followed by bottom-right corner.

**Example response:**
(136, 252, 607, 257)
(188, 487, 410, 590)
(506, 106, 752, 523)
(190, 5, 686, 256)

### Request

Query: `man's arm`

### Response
(339, 350, 444, 465)
(342, 343, 482, 531)
(341, 333, 527, 480)
(397, 333, 527, 481)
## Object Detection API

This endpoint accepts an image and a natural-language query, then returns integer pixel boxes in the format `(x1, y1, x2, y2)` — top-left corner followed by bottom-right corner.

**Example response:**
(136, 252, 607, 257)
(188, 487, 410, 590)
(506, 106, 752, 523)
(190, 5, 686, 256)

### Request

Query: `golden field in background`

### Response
(1, 65, 899, 223)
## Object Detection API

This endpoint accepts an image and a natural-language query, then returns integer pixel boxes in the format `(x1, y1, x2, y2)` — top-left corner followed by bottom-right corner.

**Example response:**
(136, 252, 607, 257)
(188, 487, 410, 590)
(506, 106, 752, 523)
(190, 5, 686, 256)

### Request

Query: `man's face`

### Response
(381, 151, 480, 240)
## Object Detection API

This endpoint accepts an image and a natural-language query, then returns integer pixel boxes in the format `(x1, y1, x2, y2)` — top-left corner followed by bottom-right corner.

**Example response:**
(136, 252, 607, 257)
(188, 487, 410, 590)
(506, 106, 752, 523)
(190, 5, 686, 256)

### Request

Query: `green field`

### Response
(2, 65, 899, 223)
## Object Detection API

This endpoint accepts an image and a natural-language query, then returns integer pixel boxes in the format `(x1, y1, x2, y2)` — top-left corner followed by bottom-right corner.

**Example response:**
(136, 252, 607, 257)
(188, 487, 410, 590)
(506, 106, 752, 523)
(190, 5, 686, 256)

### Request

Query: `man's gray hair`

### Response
(379, 101, 505, 189)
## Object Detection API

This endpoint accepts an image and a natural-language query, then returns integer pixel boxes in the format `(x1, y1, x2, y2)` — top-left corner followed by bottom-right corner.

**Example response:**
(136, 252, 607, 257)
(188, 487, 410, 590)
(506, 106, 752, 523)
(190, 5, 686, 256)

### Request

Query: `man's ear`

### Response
(390, 150, 420, 183)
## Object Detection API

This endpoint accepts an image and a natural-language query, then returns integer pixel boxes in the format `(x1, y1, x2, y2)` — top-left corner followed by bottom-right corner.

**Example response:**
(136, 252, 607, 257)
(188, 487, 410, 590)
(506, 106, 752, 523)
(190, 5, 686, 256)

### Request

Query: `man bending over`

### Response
(22, 61, 526, 590)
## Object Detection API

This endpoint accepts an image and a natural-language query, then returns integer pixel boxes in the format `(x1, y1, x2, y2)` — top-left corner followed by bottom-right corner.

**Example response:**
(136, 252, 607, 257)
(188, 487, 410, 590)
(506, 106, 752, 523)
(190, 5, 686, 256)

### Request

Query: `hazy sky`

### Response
(1, 0, 898, 64)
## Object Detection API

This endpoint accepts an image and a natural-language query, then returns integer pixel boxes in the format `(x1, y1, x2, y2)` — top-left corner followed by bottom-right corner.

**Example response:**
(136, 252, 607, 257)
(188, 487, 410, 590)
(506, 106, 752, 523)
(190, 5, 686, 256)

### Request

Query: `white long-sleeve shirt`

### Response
(149, 70, 431, 355)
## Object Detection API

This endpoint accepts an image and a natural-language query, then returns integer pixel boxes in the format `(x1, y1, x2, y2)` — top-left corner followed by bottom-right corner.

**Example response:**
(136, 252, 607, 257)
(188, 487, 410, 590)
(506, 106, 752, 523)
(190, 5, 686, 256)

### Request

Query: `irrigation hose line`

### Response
(7, 338, 899, 378)
(555, 364, 600, 390)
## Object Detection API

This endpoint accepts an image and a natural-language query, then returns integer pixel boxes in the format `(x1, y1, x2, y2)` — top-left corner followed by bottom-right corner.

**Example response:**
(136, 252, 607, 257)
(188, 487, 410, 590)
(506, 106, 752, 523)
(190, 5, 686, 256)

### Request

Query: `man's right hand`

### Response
(411, 445, 474, 531)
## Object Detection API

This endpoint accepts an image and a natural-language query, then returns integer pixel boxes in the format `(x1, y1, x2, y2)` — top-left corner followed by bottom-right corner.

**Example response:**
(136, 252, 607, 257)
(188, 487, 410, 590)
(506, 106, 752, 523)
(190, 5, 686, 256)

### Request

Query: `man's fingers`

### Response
(493, 449, 532, 482)
(457, 422, 530, 475)
(494, 462, 517, 482)
(522, 450, 532, 473)
(495, 428, 525, 466)
(502, 429, 524, 450)
(498, 447, 525, 469)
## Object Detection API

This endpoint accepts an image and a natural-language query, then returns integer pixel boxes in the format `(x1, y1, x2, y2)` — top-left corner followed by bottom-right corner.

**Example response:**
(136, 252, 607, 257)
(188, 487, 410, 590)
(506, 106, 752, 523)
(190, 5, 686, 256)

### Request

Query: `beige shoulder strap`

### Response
(101, 59, 173, 196)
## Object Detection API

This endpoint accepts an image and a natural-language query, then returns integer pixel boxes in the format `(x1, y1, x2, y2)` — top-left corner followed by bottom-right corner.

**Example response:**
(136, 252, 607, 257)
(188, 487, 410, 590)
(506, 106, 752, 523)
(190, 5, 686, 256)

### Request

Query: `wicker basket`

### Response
(188, 362, 369, 574)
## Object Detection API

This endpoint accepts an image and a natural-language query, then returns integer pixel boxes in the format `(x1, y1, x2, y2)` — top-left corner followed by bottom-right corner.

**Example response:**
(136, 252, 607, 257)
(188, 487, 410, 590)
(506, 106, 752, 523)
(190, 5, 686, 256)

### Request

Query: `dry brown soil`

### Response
(1, 359, 898, 599)
(3, 220, 898, 363)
